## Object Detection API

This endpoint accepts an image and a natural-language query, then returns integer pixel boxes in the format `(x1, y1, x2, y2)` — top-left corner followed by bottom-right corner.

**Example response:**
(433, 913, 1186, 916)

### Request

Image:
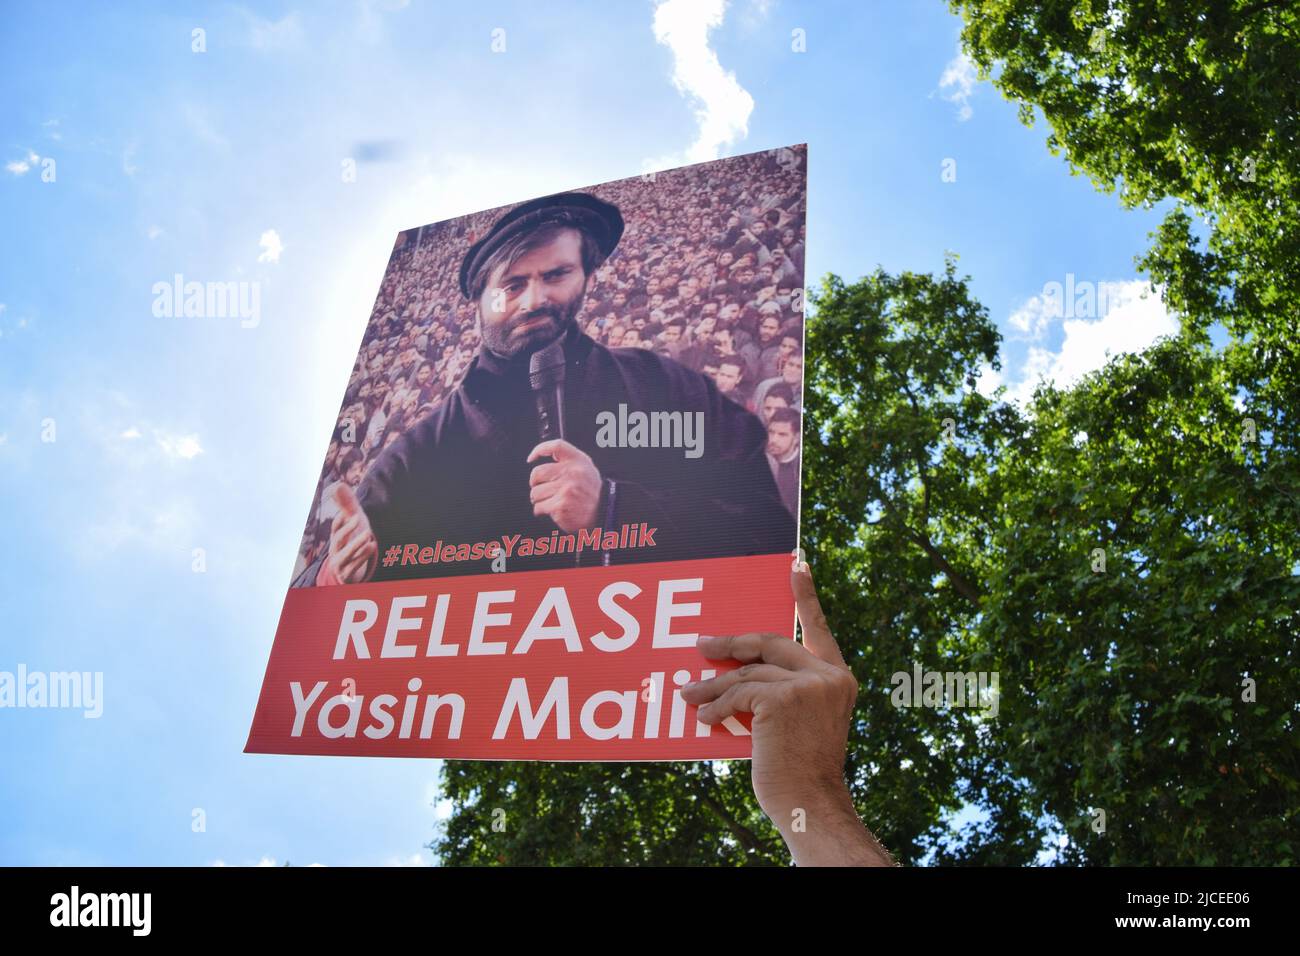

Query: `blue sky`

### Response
(1, 0, 1176, 865)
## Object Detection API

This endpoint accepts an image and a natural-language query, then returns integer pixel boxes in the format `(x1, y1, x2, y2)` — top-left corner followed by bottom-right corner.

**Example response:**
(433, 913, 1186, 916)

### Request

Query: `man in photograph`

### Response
(296, 191, 795, 585)
(764, 407, 801, 517)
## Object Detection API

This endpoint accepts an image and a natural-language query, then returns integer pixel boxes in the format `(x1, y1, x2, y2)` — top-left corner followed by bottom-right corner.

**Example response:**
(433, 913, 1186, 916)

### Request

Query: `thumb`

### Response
(792, 562, 847, 669)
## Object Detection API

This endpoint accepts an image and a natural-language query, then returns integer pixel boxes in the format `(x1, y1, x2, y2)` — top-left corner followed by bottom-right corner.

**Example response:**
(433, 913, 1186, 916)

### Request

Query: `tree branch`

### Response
(661, 764, 775, 858)
(902, 524, 983, 607)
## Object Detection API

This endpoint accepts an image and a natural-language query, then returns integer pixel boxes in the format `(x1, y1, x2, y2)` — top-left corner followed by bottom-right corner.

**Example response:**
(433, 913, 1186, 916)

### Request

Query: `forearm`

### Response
(772, 784, 896, 867)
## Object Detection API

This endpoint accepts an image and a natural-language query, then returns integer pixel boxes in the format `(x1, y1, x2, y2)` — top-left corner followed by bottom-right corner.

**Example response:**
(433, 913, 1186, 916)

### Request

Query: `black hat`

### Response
(459, 191, 624, 299)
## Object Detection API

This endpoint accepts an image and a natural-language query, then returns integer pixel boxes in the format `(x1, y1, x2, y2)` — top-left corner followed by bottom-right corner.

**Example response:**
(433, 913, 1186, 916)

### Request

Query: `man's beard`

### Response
(480, 292, 584, 359)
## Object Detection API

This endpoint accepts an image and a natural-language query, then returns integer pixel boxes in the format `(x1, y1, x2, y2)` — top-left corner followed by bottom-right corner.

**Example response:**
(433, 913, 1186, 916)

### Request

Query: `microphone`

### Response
(528, 339, 566, 442)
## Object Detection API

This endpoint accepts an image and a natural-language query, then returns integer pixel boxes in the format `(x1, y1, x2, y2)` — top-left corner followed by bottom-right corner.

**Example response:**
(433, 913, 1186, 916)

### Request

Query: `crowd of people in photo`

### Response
(293, 146, 808, 582)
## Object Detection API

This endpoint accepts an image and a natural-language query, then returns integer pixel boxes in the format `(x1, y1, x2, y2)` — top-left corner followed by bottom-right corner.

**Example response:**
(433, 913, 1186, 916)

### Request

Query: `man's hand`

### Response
(326, 484, 378, 584)
(683, 563, 895, 866)
(525, 439, 602, 533)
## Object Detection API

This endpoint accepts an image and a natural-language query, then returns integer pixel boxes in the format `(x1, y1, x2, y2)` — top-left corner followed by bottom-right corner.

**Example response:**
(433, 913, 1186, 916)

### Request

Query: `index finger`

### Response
(696, 632, 815, 672)
(793, 563, 847, 668)
(528, 461, 562, 487)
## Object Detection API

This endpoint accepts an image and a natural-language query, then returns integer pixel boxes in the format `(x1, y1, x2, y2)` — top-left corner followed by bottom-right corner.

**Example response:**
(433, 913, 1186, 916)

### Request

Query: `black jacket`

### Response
(293, 324, 795, 585)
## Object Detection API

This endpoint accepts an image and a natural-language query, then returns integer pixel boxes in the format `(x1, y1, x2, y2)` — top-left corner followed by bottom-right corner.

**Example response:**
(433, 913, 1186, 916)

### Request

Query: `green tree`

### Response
(436, 761, 784, 865)
(798, 261, 1046, 865)
(942, 0, 1300, 861)
(984, 336, 1298, 863)
(801, 264, 1298, 865)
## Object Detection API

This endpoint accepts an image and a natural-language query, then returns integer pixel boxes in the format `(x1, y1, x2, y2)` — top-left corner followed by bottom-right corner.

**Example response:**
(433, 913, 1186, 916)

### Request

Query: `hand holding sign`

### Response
(327, 483, 378, 584)
(526, 439, 602, 533)
(684, 563, 894, 866)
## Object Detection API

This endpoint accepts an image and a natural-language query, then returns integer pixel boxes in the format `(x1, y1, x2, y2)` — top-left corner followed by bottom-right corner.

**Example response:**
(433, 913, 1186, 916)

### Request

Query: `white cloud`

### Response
(652, 0, 755, 165)
(147, 225, 164, 240)
(1005, 280, 1177, 405)
(122, 142, 138, 177)
(242, 11, 305, 51)
(383, 853, 430, 867)
(6, 158, 32, 175)
(1006, 346, 1055, 406)
(120, 427, 142, 440)
(972, 361, 1002, 399)
(155, 429, 204, 459)
(258, 229, 284, 264)
(1007, 291, 1063, 340)
(938, 47, 978, 121)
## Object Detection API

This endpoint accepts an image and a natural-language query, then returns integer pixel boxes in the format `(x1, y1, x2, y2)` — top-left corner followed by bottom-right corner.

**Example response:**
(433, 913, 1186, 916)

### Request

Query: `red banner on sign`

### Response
(245, 553, 794, 760)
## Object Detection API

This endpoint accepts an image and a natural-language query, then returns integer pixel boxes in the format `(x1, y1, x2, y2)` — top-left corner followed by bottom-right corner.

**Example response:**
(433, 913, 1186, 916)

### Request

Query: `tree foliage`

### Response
(985, 336, 1298, 863)
(943, 0, 1300, 861)
(949, 0, 1299, 403)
